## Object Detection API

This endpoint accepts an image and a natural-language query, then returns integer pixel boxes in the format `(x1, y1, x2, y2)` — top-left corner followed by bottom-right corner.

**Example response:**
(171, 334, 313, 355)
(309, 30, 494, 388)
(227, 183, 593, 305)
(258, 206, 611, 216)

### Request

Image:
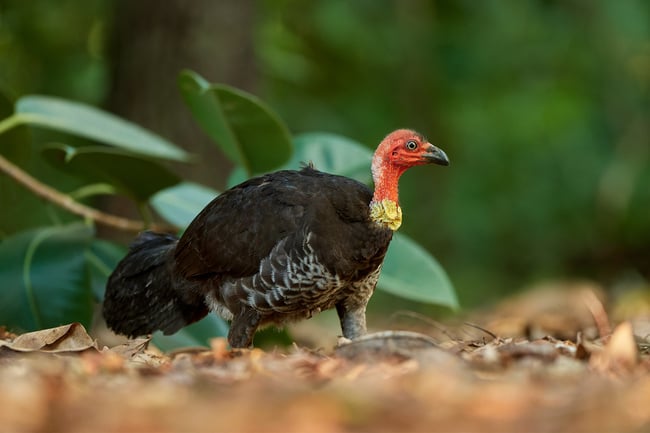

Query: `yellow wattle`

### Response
(369, 199, 403, 231)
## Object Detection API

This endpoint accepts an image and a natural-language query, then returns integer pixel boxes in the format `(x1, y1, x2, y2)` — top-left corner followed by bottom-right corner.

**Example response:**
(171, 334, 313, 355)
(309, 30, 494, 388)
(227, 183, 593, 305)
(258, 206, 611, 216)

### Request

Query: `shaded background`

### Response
(1, 0, 648, 310)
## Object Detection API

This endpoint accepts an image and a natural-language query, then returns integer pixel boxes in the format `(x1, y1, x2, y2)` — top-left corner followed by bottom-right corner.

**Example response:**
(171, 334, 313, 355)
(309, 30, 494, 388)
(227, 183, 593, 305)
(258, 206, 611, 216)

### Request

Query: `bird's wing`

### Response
(173, 168, 390, 284)
(174, 171, 308, 280)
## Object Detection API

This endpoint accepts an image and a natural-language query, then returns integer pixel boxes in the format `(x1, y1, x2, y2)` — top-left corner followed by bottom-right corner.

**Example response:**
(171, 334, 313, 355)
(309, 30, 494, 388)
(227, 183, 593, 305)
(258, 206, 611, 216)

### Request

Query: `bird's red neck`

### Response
(369, 157, 405, 230)
(371, 162, 405, 204)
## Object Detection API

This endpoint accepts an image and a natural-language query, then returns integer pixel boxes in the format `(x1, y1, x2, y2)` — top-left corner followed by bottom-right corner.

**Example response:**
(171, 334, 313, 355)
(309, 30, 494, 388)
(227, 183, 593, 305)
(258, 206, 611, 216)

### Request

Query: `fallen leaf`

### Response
(0, 323, 96, 353)
(480, 280, 605, 340)
(590, 321, 638, 373)
(107, 336, 151, 358)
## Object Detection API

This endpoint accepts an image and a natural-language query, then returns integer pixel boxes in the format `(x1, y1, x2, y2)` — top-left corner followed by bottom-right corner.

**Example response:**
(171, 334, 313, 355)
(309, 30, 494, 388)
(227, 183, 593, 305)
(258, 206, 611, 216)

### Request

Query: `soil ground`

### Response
(1, 281, 649, 433)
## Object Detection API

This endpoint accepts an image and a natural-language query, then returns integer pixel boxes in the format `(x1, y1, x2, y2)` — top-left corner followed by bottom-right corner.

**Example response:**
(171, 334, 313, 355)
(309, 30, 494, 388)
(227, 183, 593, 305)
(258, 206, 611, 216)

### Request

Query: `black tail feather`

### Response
(103, 231, 209, 337)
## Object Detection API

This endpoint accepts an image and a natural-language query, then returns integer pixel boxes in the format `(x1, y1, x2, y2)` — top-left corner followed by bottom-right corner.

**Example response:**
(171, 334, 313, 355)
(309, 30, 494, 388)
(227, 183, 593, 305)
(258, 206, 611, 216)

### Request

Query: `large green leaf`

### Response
(86, 239, 126, 302)
(151, 315, 293, 351)
(178, 70, 292, 175)
(42, 144, 181, 201)
(226, 132, 373, 188)
(150, 181, 219, 228)
(14, 95, 190, 161)
(288, 132, 373, 183)
(378, 233, 458, 309)
(0, 223, 95, 331)
(152, 315, 229, 351)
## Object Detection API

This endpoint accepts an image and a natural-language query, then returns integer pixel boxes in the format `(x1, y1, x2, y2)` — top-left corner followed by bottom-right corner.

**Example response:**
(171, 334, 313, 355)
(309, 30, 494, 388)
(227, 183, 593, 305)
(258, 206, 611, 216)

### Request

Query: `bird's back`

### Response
(174, 166, 393, 286)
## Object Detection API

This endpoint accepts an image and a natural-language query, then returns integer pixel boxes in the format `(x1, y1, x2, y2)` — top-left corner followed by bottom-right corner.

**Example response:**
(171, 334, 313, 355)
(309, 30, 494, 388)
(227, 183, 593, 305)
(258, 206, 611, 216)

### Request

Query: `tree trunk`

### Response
(108, 0, 258, 186)
(103, 0, 258, 236)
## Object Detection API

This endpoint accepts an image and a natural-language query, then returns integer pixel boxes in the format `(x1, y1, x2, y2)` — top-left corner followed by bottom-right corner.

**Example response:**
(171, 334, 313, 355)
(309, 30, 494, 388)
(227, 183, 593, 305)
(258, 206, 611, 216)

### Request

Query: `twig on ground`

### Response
(389, 310, 457, 341)
(463, 322, 499, 340)
(582, 289, 612, 339)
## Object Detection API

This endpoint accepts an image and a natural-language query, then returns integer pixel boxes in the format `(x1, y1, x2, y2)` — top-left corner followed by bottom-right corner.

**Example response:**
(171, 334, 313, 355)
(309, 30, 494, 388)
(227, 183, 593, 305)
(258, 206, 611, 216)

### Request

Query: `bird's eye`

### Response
(406, 140, 418, 150)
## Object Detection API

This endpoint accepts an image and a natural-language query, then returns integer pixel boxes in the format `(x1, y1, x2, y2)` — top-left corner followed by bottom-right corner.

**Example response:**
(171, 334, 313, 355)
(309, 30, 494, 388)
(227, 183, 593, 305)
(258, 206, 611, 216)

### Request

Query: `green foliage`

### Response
(0, 223, 96, 331)
(286, 133, 373, 184)
(0, 0, 111, 104)
(87, 239, 126, 302)
(151, 182, 220, 228)
(13, 96, 190, 161)
(152, 315, 230, 352)
(380, 234, 457, 307)
(0, 69, 457, 347)
(0, 93, 199, 336)
(42, 144, 181, 202)
(178, 70, 293, 176)
(226, 132, 373, 187)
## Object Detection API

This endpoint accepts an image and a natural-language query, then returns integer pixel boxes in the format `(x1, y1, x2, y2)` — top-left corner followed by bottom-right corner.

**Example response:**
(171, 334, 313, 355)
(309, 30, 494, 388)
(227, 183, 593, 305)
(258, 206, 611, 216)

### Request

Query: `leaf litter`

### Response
(1, 283, 650, 433)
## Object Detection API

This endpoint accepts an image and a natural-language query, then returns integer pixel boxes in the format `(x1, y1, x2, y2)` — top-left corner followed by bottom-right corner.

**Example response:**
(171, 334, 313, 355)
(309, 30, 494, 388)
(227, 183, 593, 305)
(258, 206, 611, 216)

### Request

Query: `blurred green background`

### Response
(1, 0, 648, 309)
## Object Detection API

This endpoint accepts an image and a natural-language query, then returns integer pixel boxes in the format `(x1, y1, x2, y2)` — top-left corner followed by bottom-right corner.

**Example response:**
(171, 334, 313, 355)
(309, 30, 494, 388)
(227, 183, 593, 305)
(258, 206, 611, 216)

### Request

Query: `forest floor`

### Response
(1, 280, 649, 433)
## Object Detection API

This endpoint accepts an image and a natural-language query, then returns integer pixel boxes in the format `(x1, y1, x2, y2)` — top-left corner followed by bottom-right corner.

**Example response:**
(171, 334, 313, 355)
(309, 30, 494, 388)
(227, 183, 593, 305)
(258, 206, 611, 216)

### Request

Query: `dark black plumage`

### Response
(103, 129, 449, 348)
(103, 231, 209, 337)
(104, 167, 392, 347)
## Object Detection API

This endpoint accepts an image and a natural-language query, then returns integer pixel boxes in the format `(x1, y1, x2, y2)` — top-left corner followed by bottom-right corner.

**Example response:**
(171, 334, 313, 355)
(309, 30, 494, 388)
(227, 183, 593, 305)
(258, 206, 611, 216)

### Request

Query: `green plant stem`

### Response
(0, 114, 23, 136)
(22, 227, 57, 329)
(0, 153, 174, 233)
(68, 183, 117, 200)
(137, 202, 154, 227)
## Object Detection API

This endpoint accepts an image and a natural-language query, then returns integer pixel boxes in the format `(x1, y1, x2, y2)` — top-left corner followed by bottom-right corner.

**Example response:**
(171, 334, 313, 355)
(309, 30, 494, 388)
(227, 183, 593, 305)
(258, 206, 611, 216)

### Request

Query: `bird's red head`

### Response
(370, 129, 449, 230)
(373, 129, 449, 173)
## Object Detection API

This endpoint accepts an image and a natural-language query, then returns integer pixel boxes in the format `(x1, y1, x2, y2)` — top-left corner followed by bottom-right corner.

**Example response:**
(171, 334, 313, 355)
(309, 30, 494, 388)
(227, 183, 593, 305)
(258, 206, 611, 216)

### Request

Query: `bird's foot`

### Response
(336, 336, 353, 346)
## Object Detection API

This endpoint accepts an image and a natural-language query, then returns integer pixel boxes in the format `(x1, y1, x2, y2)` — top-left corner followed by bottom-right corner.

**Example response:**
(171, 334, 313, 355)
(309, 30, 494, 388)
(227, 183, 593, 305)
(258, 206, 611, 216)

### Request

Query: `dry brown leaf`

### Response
(106, 336, 151, 358)
(480, 280, 605, 340)
(0, 323, 96, 353)
(210, 337, 230, 360)
(590, 321, 638, 373)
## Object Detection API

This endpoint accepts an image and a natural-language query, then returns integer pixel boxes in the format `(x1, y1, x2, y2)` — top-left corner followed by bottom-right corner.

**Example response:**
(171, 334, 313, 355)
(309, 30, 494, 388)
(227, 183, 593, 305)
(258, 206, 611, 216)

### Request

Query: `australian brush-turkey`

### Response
(103, 129, 449, 347)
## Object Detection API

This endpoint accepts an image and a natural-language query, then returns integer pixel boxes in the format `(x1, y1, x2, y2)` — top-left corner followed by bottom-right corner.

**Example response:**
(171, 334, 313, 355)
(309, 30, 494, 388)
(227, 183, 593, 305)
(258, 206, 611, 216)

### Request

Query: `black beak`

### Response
(423, 144, 450, 166)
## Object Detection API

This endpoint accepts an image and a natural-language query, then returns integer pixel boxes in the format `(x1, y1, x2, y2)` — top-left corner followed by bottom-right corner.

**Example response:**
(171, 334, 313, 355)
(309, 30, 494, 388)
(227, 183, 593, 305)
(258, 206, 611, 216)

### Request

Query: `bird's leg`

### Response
(228, 308, 261, 348)
(336, 303, 367, 340)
